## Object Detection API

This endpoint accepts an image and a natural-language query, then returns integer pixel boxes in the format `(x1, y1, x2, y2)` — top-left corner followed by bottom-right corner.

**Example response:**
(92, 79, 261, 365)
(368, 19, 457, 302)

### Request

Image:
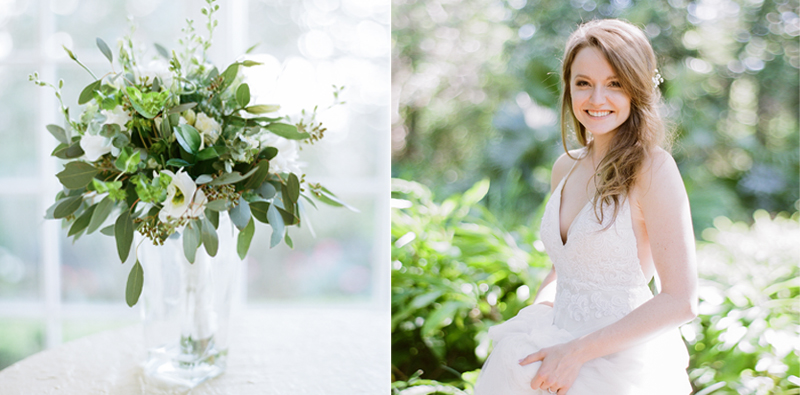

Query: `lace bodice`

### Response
(540, 161, 652, 331)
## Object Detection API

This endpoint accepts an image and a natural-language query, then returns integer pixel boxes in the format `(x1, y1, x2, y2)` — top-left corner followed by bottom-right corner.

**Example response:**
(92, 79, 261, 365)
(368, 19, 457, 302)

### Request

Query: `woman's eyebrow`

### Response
(573, 73, 618, 81)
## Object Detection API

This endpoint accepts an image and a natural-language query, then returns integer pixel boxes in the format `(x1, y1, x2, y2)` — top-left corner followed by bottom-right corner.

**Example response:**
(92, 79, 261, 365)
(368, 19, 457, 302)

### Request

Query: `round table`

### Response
(0, 307, 388, 394)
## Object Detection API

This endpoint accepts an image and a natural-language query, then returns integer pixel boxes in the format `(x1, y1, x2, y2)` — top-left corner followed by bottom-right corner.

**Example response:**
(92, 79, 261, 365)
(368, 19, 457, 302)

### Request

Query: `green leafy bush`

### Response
(391, 178, 550, 389)
(686, 210, 800, 394)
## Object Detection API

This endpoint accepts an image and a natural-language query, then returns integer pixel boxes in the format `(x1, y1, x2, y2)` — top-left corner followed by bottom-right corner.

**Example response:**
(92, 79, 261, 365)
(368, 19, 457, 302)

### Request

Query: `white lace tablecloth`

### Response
(0, 307, 388, 394)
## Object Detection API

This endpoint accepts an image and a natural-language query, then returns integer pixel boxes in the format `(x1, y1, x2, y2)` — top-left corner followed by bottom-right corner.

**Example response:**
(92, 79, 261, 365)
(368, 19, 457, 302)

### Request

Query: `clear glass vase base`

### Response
(143, 343, 228, 388)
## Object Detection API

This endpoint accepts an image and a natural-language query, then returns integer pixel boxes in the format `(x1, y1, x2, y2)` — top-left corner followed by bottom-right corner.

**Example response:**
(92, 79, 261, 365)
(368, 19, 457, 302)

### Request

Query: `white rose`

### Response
(158, 169, 206, 221)
(194, 112, 221, 145)
(259, 134, 303, 174)
(80, 134, 112, 162)
(101, 106, 131, 132)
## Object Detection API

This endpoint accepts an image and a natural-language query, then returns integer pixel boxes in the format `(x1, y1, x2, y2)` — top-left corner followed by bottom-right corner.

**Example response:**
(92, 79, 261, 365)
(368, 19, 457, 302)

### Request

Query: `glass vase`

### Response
(138, 215, 240, 388)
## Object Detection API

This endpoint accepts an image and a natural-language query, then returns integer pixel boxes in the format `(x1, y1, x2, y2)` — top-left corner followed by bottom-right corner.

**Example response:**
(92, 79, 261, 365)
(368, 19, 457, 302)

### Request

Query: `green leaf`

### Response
(239, 160, 270, 192)
(249, 201, 269, 223)
(287, 173, 300, 203)
(154, 43, 170, 59)
(183, 220, 201, 263)
(265, 123, 310, 140)
(236, 83, 250, 108)
(54, 196, 83, 219)
(160, 116, 172, 140)
(68, 204, 96, 236)
(208, 167, 259, 186)
(462, 178, 490, 205)
(79, 80, 102, 105)
(200, 217, 219, 257)
(46, 124, 68, 144)
(205, 199, 230, 211)
(52, 142, 85, 160)
(87, 196, 114, 234)
(421, 301, 462, 339)
(125, 260, 144, 307)
(114, 148, 141, 173)
(245, 104, 280, 114)
(197, 146, 222, 161)
(195, 174, 214, 184)
(96, 37, 113, 63)
(220, 63, 240, 92)
(100, 224, 115, 236)
(267, 202, 284, 248)
(168, 102, 197, 114)
(114, 210, 134, 262)
(174, 124, 202, 155)
(242, 60, 262, 66)
(166, 158, 194, 168)
(285, 233, 293, 249)
(258, 146, 278, 160)
(229, 197, 251, 230)
(57, 162, 99, 190)
(257, 182, 277, 200)
(237, 218, 255, 260)
(205, 208, 219, 228)
(125, 86, 168, 119)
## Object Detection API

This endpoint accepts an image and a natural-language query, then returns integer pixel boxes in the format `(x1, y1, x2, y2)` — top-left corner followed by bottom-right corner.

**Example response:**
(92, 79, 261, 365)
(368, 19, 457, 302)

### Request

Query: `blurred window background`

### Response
(0, 0, 389, 369)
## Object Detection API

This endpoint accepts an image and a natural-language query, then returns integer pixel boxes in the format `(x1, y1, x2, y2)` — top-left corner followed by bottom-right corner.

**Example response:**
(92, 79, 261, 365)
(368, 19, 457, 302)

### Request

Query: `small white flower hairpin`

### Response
(653, 68, 664, 89)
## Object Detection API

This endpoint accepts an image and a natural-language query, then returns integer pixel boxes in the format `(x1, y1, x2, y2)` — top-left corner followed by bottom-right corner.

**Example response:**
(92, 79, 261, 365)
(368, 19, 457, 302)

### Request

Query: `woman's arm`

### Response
(521, 150, 698, 394)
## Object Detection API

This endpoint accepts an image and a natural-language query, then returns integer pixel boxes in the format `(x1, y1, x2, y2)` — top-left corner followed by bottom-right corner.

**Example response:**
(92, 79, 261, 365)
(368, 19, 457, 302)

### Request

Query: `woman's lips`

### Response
(586, 110, 612, 118)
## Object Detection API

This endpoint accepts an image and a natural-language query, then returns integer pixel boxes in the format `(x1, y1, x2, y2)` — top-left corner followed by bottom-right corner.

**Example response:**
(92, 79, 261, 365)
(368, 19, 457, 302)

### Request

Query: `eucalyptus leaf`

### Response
(205, 209, 219, 229)
(285, 233, 293, 249)
(265, 123, 309, 140)
(267, 202, 285, 248)
(78, 80, 102, 105)
(68, 204, 96, 237)
(236, 83, 250, 108)
(100, 224, 115, 236)
(52, 142, 85, 159)
(166, 158, 194, 167)
(52, 199, 79, 221)
(197, 146, 222, 161)
(96, 37, 113, 63)
(174, 124, 201, 155)
(46, 124, 68, 144)
(195, 174, 214, 184)
(257, 146, 278, 160)
(154, 43, 170, 59)
(237, 218, 255, 260)
(200, 217, 219, 257)
(257, 182, 277, 200)
(57, 162, 98, 190)
(239, 160, 270, 192)
(161, 116, 172, 140)
(205, 199, 230, 211)
(114, 210, 134, 262)
(287, 173, 300, 203)
(229, 197, 251, 230)
(249, 201, 269, 223)
(208, 166, 259, 186)
(125, 260, 144, 307)
(168, 102, 197, 114)
(87, 196, 114, 234)
(245, 104, 280, 114)
(183, 220, 201, 263)
(219, 63, 239, 92)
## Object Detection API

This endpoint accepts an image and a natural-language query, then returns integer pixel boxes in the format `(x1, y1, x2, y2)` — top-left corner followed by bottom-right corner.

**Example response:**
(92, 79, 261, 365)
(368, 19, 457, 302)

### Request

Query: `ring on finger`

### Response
(547, 389, 555, 394)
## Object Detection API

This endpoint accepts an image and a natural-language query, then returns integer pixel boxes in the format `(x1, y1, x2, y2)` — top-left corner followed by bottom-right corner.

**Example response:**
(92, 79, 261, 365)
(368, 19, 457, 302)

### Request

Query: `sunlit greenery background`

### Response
(391, 0, 799, 394)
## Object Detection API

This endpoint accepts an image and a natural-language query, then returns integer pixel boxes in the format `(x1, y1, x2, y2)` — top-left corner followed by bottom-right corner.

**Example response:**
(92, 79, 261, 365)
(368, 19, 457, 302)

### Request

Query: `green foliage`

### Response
(392, 0, 799, 233)
(686, 211, 800, 394)
(391, 178, 551, 386)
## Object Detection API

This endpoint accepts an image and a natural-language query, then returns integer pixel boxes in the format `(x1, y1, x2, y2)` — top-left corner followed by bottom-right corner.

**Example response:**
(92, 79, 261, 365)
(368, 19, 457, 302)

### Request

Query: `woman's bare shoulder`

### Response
(636, 147, 685, 200)
(550, 148, 585, 193)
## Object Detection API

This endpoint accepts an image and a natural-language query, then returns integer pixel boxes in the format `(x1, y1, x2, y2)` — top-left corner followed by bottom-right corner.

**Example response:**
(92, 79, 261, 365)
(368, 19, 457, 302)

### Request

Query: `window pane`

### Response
(0, 196, 41, 301)
(62, 318, 137, 342)
(60, 232, 127, 302)
(0, 67, 39, 177)
(0, 0, 37, 60)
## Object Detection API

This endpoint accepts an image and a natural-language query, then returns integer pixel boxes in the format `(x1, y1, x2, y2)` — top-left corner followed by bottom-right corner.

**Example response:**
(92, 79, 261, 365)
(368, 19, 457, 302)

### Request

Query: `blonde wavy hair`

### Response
(560, 19, 669, 225)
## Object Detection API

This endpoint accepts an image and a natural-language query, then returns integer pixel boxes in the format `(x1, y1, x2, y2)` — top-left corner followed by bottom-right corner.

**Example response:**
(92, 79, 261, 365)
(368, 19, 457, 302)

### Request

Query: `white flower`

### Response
(141, 59, 173, 88)
(194, 112, 221, 145)
(259, 133, 303, 174)
(80, 134, 112, 162)
(101, 106, 131, 132)
(158, 169, 206, 221)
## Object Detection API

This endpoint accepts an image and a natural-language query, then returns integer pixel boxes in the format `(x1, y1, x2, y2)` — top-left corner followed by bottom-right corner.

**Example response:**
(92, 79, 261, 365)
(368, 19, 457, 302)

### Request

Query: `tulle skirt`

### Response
(473, 304, 692, 395)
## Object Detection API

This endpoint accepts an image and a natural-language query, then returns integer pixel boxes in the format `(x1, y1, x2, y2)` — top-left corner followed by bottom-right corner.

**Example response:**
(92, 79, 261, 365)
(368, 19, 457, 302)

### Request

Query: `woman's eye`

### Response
(575, 81, 589, 87)
(610, 81, 622, 88)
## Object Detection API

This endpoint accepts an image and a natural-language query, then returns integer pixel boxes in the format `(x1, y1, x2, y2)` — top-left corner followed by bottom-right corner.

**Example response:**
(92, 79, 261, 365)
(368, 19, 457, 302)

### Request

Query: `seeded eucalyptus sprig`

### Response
(33, 0, 353, 308)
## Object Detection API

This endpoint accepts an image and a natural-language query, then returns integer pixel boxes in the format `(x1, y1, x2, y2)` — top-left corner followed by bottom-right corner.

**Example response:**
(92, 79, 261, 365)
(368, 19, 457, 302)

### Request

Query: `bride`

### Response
(473, 19, 697, 394)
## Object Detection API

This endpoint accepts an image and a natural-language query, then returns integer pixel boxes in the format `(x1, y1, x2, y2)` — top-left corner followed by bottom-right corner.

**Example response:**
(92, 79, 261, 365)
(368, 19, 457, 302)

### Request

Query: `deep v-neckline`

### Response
(556, 158, 593, 247)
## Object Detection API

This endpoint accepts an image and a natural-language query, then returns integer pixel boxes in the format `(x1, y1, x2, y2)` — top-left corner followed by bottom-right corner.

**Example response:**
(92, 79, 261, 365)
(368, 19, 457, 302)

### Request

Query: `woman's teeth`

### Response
(587, 110, 611, 117)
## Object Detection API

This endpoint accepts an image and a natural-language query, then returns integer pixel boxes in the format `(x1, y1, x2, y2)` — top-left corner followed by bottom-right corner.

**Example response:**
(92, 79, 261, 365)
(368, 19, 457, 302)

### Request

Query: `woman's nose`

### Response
(589, 87, 605, 105)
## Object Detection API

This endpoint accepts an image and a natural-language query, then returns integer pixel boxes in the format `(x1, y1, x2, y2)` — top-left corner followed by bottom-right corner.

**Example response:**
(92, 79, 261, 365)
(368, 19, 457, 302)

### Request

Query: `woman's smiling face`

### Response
(570, 46, 631, 140)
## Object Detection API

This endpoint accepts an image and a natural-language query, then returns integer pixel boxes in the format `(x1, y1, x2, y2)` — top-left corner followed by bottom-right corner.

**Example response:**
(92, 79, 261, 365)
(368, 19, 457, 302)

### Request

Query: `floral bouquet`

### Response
(30, 0, 348, 308)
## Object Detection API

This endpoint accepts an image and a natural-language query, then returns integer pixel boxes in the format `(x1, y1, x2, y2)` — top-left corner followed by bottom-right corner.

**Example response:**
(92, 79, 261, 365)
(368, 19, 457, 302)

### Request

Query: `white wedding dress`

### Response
(474, 163, 692, 394)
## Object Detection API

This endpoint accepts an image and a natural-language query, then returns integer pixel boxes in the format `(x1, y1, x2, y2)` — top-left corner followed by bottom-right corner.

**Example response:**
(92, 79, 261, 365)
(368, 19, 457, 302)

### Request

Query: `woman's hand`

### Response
(518, 341, 585, 395)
